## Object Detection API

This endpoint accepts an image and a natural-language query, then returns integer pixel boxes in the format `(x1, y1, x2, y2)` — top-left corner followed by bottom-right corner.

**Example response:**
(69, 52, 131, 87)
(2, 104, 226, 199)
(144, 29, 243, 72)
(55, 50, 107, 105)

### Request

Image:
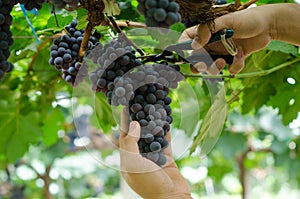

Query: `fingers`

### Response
(192, 24, 211, 49)
(192, 62, 207, 73)
(190, 57, 226, 75)
(119, 121, 141, 153)
(178, 26, 198, 42)
(207, 58, 227, 75)
(191, 14, 235, 49)
(228, 49, 245, 74)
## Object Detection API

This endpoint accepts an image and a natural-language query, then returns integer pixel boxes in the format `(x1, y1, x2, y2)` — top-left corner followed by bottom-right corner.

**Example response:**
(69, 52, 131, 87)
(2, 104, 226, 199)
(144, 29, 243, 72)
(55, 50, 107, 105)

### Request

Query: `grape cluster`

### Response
(137, 0, 181, 29)
(90, 45, 184, 165)
(127, 63, 182, 166)
(49, 19, 101, 86)
(89, 39, 142, 105)
(0, 0, 15, 81)
(49, 0, 79, 9)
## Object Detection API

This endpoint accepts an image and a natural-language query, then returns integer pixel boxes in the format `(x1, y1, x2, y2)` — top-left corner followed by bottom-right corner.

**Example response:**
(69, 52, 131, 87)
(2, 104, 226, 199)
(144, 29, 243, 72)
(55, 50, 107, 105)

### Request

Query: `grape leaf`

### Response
(0, 111, 42, 162)
(116, 1, 140, 21)
(267, 84, 300, 125)
(94, 93, 117, 133)
(42, 108, 65, 146)
(267, 41, 300, 57)
(242, 78, 277, 114)
(46, 14, 73, 32)
(0, 88, 42, 162)
(190, 83, 227, 156)
(76, 8, 88, 30)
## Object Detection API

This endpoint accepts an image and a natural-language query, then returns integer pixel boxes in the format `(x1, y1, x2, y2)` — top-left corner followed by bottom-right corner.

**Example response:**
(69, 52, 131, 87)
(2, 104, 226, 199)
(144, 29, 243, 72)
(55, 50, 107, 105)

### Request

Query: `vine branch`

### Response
(236, 146, 273, 199)
(108, 16, 145, 56)
(78, 22, 94, 62)
(184, 57, 300, 79)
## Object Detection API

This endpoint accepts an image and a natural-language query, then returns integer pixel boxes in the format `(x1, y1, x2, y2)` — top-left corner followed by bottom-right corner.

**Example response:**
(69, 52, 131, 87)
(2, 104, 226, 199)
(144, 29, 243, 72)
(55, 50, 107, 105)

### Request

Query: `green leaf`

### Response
(190, 84, 228, 156)
(94, 93, 117, 133)
(76, 8, 89, 30)
(267, 84, 300, 125)
(42, 108, 65, 146)
(46, 14, 73, 31)
(0, 112, 42, 162)
(115, 1, 140, 21)
(267, 41, 300, 56)
(242, 78, 277, 113)
(0, 88, 42, 162)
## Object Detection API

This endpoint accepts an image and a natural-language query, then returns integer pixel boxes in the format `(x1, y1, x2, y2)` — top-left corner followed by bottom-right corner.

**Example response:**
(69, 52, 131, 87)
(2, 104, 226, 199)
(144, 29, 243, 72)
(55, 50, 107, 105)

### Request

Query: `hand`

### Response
(119, 109, 192, 199)
(179, 5, 276, 75)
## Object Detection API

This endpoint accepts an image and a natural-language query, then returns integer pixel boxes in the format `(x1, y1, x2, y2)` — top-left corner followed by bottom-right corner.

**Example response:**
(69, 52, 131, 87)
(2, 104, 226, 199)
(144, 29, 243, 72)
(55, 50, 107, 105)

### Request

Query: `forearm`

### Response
(269, 3, 300, 45)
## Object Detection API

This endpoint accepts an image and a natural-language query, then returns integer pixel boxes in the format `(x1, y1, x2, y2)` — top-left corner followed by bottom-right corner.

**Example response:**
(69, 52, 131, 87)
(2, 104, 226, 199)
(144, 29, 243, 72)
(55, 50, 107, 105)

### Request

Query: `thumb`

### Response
(119, 121, 141, 153)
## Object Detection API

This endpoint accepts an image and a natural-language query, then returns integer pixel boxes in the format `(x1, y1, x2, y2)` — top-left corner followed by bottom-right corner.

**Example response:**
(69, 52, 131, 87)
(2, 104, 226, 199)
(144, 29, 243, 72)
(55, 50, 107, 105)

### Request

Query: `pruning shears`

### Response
(141, 29, 236, 66)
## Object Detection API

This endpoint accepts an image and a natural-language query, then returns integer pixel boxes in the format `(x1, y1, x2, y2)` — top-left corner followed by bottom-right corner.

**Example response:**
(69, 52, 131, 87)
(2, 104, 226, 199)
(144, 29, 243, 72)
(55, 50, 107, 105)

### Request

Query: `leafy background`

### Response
(0, 0, 300, 198)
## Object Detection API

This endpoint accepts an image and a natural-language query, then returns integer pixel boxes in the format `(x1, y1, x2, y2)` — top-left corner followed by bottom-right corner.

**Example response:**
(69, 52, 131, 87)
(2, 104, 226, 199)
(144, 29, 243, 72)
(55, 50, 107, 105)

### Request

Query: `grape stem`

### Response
(184, 57, 300, 79)
(51, 4, 60, 27)
(108, 16, 145, 56)
(235, 0, 241, 8)
(78, 22, 94, 62)
(237, 0, 258, 10)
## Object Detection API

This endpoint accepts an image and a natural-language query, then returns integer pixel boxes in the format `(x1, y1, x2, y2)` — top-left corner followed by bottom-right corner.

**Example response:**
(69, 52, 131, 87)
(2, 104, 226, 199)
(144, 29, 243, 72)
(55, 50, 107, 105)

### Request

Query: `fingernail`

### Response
(194, 62, 207, 72)
(215, 59, 226, 70)
(191, 38, 202, 49)
(130, 121, 138, 129)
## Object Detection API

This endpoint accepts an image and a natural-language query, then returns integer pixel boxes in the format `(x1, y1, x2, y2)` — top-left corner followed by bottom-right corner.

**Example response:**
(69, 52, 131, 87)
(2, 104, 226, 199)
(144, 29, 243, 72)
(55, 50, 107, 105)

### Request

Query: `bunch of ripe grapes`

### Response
(49, 19, 101, 86)
(89, 39, 183, 166)
(137, 0, 181, 29)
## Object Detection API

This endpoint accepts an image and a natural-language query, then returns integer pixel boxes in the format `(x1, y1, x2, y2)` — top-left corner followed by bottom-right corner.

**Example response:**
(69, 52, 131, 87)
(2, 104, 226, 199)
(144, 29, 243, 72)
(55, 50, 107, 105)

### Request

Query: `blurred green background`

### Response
(1, 0, 300, 198)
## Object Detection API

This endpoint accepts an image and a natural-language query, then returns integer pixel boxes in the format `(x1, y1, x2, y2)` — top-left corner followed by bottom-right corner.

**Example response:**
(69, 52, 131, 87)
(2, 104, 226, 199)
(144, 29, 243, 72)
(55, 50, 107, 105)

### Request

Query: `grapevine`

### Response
(1, 0, 258, 167)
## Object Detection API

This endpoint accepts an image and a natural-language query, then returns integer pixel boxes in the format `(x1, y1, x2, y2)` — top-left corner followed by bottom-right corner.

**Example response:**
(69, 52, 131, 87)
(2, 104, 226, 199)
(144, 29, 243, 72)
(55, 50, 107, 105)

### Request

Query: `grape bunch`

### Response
(137, 0, 181, 29)
(49, 19, 101, 86)
(49, 0, 79, 9)
(126, 63, 182, 166)
(0, 0, 15, 81)
(130, 83, 171, 166)
(90, 44, 184, 165)
(89, 39, 142, 105)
